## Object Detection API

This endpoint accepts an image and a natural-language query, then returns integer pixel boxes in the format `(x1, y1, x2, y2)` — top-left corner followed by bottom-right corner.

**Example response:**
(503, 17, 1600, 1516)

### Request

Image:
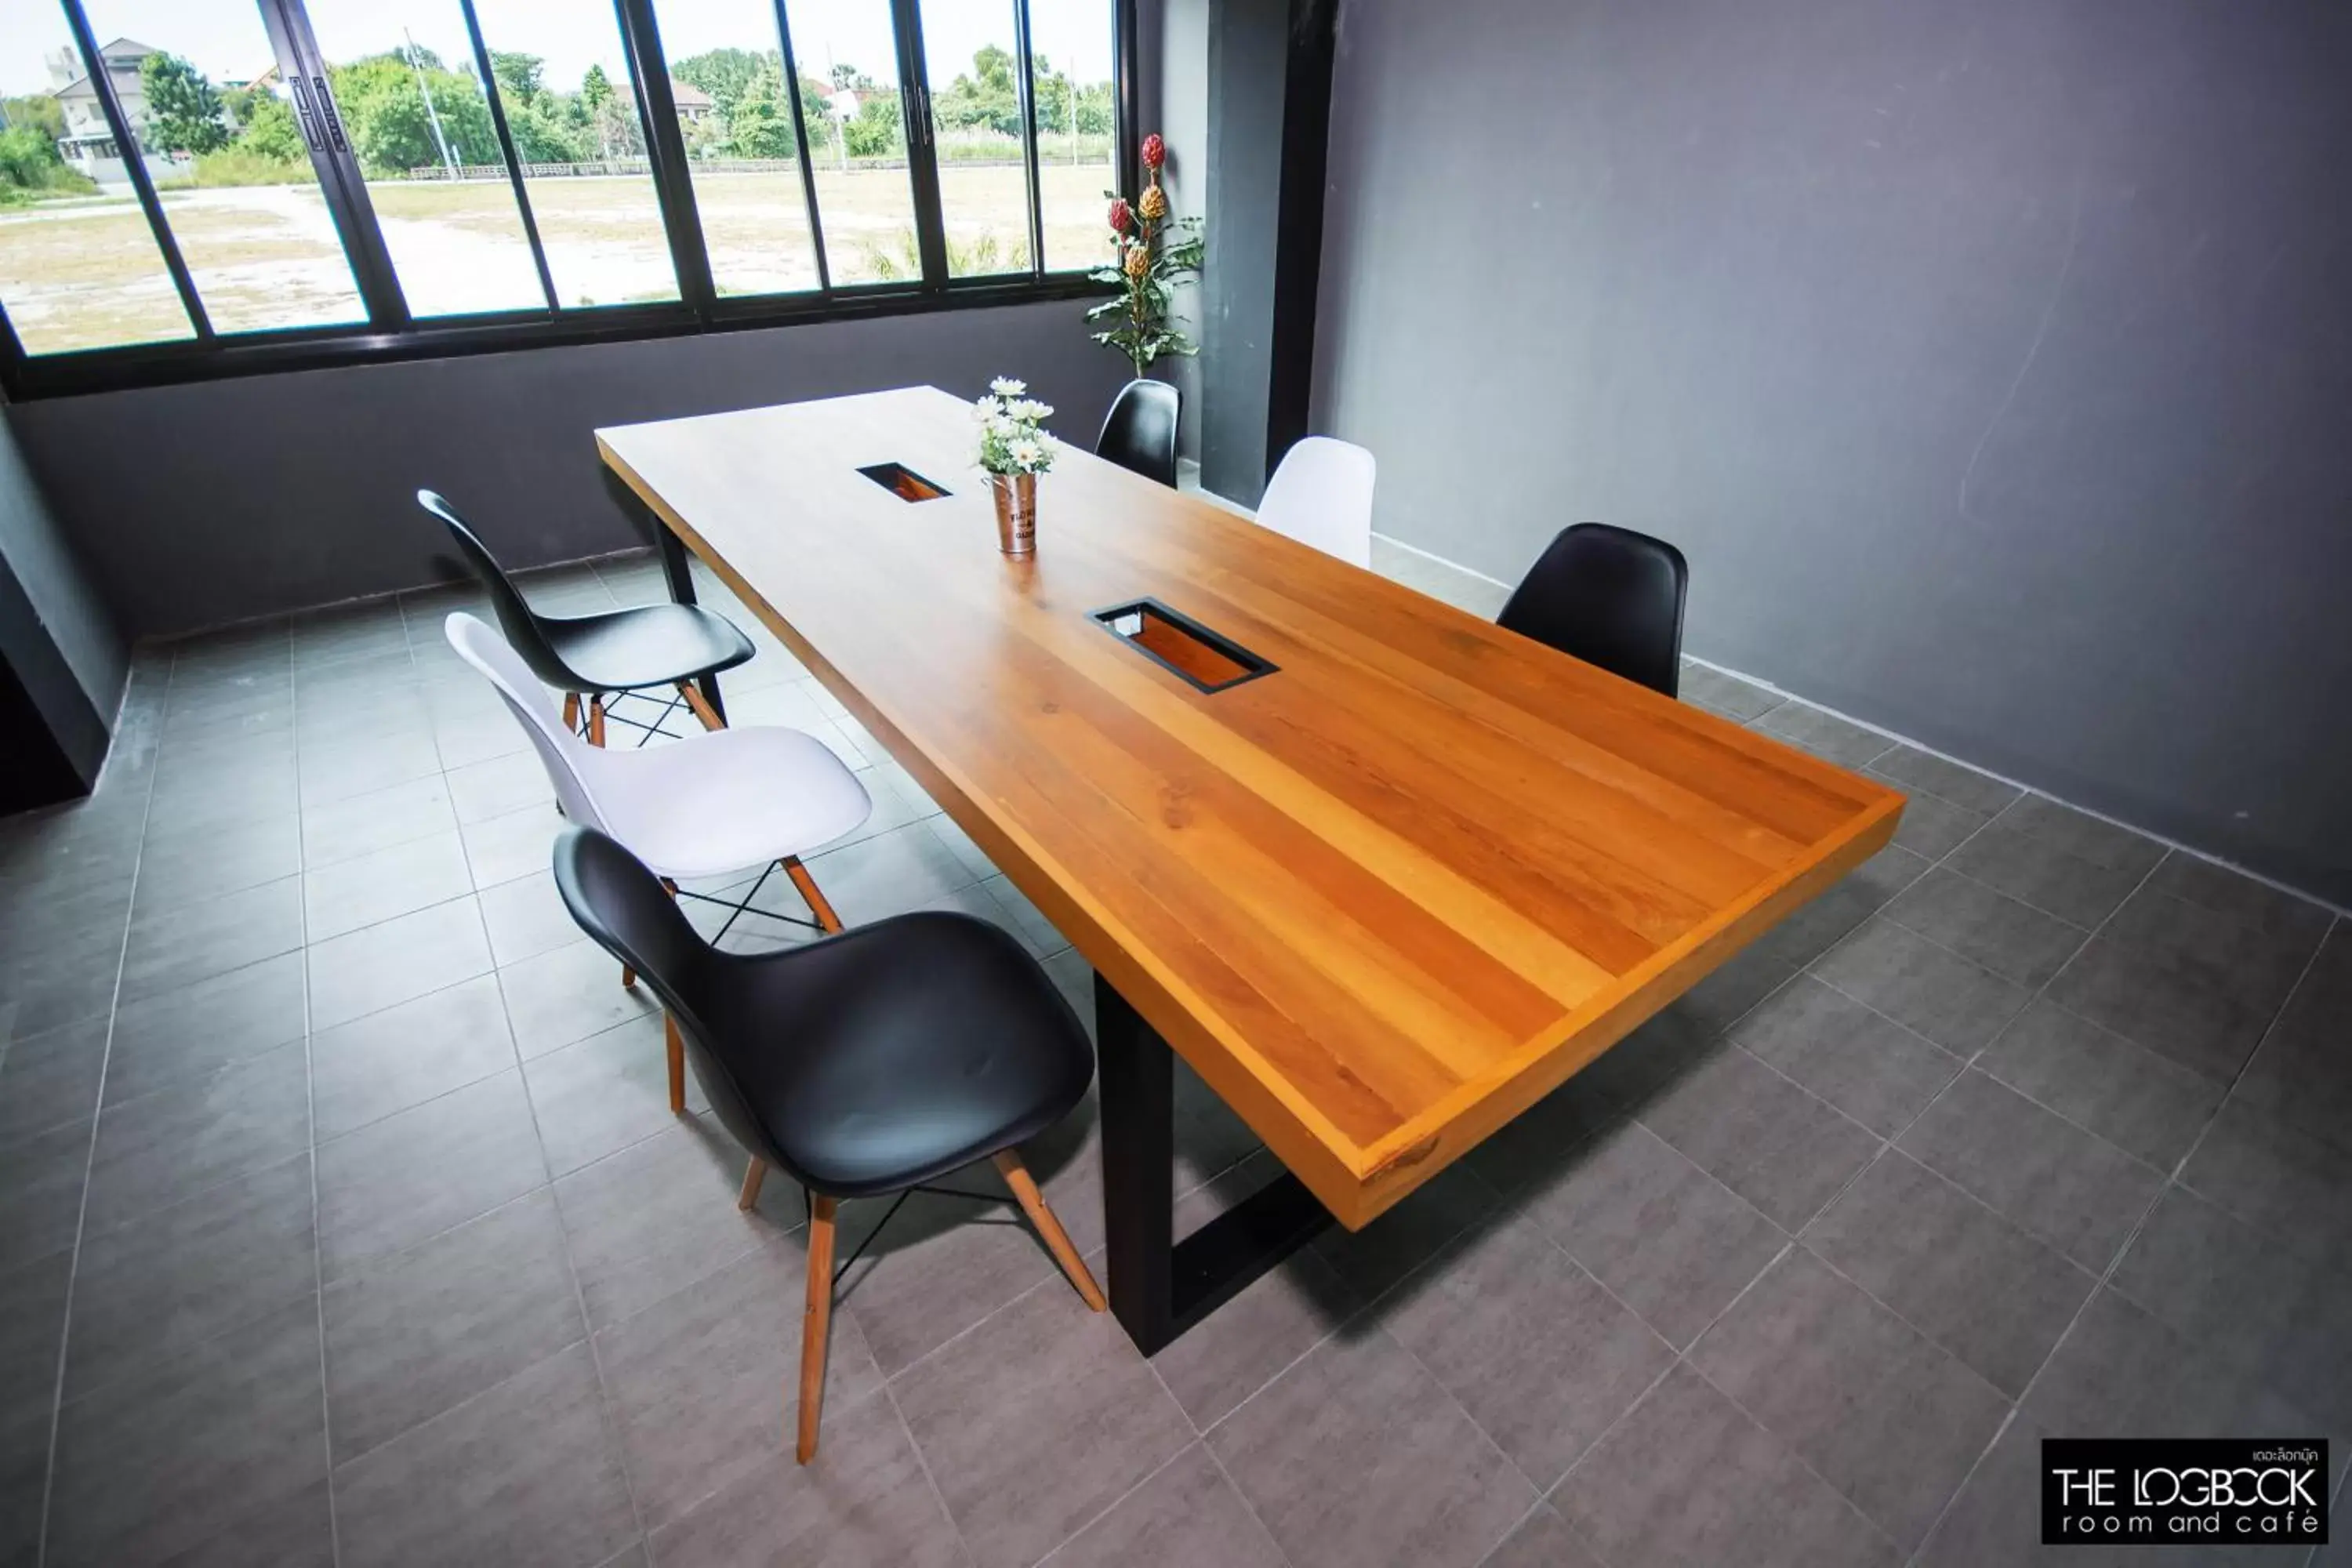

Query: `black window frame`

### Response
(0, 0, 1131, 401)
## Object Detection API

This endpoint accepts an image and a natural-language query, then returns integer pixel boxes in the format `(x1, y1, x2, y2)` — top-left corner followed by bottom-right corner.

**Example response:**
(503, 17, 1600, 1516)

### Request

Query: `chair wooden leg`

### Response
(677, 681, 724, 732)
(782, 856, 844, 934)
(797, 1195, 838, 1465)
(621, 964, 637, 989)
(738, 1158, 767, 1211)
(993, 1148, 1106, 1312)
(586, 695, 607, 747)
(666, 1013, 685, 1114)
(562, 692, 580, 733)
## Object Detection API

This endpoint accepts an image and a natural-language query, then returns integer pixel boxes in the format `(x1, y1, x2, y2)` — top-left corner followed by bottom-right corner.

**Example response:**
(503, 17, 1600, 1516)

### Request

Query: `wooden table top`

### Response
(598, 387, 1904, 1229)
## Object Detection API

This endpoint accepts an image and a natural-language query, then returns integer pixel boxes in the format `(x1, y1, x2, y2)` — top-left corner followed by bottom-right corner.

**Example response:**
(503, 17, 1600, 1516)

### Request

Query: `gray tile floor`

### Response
(3, 546, 2349, 1568)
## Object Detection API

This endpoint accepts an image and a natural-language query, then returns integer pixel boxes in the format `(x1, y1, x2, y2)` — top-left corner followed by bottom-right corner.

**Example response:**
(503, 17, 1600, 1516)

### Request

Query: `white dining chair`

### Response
(445, 612, 872, 1110)
(1254, 436, 1377, 568)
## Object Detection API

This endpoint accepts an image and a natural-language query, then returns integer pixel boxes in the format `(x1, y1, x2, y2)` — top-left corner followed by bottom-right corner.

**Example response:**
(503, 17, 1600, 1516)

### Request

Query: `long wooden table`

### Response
(598, 387, 1904, 1352)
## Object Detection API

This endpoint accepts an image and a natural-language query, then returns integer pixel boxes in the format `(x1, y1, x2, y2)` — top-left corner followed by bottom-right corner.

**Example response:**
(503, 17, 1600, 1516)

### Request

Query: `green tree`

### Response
(506, 96, 588, 162)
(672, 46, 767, 125)
(0, 125, 62, 188)
(329, 52, 498, 174)
(718, 61, 802, 158)
(842, 91, 902, 158)
(140, 51, 230, 155)
(0, 94, 65, 142)
(489, 50, 546, 107)
(237, 93, 307, 162)
(933, 45, 1020, 139)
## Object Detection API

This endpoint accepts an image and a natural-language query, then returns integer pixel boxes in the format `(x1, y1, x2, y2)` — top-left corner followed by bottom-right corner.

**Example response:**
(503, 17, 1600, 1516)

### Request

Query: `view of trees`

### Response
(0, 92, 91, 201)
(0, 37, 1112, 202)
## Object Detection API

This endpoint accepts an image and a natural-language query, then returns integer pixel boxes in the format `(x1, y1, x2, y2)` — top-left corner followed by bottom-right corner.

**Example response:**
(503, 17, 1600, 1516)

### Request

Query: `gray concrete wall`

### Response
(1142, 0, 1211, 461)
(1199, 0, 1291, 505)
(9, 299, 1130, 640)
(1314, 0, 2352, 905)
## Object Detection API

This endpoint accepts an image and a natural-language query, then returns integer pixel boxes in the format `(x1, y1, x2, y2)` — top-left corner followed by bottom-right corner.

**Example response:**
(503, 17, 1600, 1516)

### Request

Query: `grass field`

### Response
(0, 163, 1120, 355)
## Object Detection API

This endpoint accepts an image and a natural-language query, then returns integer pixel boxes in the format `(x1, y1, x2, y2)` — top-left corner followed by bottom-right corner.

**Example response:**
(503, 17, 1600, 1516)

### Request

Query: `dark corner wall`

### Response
(7, 299, 1131, 644)
(1314, 0, 2352, 906)
(0, 408, 127, 804)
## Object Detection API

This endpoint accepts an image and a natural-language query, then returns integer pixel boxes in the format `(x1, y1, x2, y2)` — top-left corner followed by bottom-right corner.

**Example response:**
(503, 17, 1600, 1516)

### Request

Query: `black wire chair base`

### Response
(673, 861, 824, 946)
(820, 1180, 1025, 1287)
(578, 685, 697, 748)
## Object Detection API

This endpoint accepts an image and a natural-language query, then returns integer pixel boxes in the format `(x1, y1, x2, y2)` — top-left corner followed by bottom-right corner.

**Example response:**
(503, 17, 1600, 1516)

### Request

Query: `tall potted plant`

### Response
(1088, 133, 1204, 378)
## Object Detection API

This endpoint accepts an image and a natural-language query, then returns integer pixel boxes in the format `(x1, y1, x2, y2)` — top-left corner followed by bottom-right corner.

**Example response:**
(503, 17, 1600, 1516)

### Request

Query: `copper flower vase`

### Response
(991, 472, 1036, 557)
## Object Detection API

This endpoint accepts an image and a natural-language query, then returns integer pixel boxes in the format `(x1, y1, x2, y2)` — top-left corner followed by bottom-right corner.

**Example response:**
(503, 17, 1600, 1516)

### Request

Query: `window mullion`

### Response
(1014, 0, 1044, 278)
(263, 0, 412, 329)
(890, 0, 949, 288)
(1113, 0, 1139, 205)
(612, 0, 717, 317)
(458, 0, 560, 314)
(56, 0, 212, 339)
(768, 0, 833, 294)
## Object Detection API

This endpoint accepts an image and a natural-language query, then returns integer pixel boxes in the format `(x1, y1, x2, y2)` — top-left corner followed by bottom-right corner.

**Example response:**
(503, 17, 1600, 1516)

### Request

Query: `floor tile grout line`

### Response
(482, 910, 657, 1562)
(288, 630, 349, 1568)
(876, 1375, 982, 1568)
(31, 638, 167, 1568)
(1590, 790, 2160, 1559)
(1197, 1433, 1305, 1568)
(1900, 848, 2321, 1565)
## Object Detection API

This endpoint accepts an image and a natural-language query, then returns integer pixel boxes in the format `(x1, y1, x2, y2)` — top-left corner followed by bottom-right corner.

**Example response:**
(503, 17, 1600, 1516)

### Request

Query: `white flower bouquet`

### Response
(975, 377, 1058, 476)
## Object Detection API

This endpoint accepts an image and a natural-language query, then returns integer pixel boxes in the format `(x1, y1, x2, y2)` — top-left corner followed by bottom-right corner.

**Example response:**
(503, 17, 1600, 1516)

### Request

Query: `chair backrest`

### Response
(417, 489, 582, 689)
(1255, 437, 1375, 568)
(443, 612, 612, 832)
(1497, 522, 1689, 698)
(550, 824, 784, 1171)
(1094, 379, 1181, 488)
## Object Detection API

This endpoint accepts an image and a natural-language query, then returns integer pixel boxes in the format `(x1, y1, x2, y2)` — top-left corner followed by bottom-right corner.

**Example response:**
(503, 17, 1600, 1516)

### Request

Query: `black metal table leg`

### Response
(607, 467, 728, 726)
(1094, 971, 1332, 1355)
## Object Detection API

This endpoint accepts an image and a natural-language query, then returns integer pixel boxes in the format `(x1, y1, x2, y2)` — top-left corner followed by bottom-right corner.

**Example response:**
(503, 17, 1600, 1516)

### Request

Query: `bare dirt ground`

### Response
(0, 162, 1118, 354)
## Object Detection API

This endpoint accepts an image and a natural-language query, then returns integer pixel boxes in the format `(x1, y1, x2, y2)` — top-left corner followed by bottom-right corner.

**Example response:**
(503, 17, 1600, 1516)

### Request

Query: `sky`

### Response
(0, 0, 1112, 102)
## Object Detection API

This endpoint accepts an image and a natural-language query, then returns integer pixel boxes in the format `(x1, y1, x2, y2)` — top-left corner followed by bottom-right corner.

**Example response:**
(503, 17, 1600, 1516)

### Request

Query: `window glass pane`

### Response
(1025, 0, 1114, 273)
(468, 0, 678, 307)
(74, 0, 367, 334)
(651, 0, 819, 296)
(303, 0, 549, 318)
(0, 7, 193, 353)
(783, 0, 916, 285)
(915, 0, 1030, 277)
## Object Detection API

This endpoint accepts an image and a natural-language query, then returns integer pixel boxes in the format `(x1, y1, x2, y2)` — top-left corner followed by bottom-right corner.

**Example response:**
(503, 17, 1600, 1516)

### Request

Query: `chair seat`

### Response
(542, 602, 755, 694)
(599, 724, 871, 880)
(702, 912, 1095, 1196)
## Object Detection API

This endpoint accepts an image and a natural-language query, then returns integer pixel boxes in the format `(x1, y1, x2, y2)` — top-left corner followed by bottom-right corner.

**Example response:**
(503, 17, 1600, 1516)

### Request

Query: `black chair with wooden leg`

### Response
(1094, 379, 1181, 488)
(550, 824, 1104, 1465)
(1496, 521, 1689, 698)
(418, 488, 756, 746)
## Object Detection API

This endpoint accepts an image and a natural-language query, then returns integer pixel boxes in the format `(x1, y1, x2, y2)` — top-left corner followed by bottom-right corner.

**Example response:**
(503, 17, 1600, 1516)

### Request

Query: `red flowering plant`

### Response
(1087, 132, 1203, 377)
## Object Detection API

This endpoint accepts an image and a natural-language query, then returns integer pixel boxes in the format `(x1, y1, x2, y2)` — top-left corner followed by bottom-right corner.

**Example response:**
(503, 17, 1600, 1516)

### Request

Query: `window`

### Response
(916, 0, 1033, 278)
(783, 0, 917, 287)
(1025, 0, 1116, 273)
(0, 1, 194, 354)
(652, 0, 822, 296)
(302, 0, 550, 317)
(0, 0, 1131, 394)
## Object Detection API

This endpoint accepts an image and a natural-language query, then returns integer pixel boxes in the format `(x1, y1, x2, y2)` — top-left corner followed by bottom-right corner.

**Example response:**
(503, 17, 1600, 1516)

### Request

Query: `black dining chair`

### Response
(1094, 378, 1181, 488)
(550, 824, 1104, 1464)
(418, 489, 756, 746)
(1497, 522, 1689, 699)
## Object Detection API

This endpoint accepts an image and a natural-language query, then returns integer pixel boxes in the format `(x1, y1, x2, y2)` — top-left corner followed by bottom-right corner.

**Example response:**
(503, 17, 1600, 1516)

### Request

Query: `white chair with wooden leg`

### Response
(445, 612, 869, 1112)
(551, 825, 1103, 1464)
